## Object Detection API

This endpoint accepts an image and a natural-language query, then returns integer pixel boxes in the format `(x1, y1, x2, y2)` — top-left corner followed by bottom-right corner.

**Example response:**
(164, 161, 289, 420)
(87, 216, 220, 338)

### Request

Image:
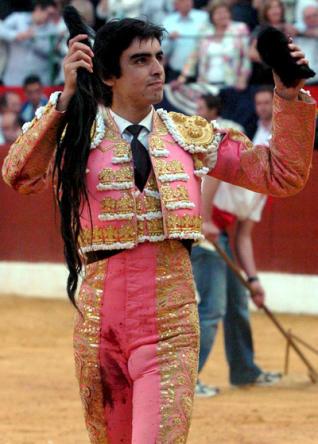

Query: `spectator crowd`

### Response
(0, 0, 317, 144)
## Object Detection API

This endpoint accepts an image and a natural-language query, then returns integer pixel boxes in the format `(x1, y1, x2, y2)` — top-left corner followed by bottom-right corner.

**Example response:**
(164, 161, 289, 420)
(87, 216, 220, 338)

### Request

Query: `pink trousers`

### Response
(73, 240, 199, 444)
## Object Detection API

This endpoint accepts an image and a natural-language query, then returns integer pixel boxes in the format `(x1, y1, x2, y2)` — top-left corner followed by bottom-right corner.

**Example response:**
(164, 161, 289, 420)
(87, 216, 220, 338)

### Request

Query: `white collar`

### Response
(109, 108, 154, 136)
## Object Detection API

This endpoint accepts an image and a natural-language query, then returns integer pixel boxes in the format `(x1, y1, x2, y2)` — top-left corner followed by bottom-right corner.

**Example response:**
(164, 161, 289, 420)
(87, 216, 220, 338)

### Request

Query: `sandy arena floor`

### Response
(1, 295, 318, 444)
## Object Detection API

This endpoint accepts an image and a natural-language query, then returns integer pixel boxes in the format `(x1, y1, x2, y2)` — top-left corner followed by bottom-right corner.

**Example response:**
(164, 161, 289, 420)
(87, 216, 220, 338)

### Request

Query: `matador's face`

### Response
(104, 38, 165, 112)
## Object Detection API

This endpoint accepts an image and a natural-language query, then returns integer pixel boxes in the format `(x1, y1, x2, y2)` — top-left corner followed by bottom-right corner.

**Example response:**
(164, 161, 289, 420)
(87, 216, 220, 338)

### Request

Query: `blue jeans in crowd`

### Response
(191, 233, 262, 385)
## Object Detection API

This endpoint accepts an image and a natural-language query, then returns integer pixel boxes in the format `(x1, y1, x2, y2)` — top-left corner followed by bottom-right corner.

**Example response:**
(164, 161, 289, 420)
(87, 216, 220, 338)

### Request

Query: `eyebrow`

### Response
(129, 50, 164, 61)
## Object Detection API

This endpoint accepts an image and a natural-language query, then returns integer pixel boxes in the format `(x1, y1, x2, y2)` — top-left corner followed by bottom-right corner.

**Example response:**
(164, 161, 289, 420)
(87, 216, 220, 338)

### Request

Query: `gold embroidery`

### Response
(193, 156, 205, 170)
(145, 174, 159, 192)
(113, 142, 131, 158)
(80, 223, 136, 247)
(98, 166, 133, 185)
(160, 184, 190, 204)
(166, 215, 202, 234)
(149, 135, 165, 150)
(136, 195, 162, 214)
(137, 218, 165, 237)
(152, 112, 169, 136)
(169, 112, 214, 147)
(74, 260, 109, 444)
(2, 102, 60, 191)
(155, 160, 186, 176)
(155, 241, 199, 443)
(228, 128, 254, 150)
(100, 193, 135, 215)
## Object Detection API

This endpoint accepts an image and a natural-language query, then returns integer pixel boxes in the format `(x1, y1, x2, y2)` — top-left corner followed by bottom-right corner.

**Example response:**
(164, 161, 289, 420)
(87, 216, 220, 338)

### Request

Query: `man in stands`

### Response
(0, 111, 21, 144)
(20, 75, 48, 123)
(162, 0, 208, 81)
(0, 0, 60, 86)
(191, 86, 280, 397)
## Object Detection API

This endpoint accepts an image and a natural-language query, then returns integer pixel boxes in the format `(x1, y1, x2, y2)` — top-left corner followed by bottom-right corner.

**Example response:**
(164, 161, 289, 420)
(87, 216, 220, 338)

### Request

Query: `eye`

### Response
(135, 57, 147, 64)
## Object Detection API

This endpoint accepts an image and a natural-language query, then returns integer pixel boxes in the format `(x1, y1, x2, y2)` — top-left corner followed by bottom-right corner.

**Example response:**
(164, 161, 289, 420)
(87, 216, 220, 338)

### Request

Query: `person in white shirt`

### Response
(191, 86, 281, 397)
(140, 0, 174, 24)
(162, 0, 209, 81)
(252, 85, 273, 143)
(295, 5, 318, 85)
(0, 0, 60, 86)
(96, 0, 143, 20)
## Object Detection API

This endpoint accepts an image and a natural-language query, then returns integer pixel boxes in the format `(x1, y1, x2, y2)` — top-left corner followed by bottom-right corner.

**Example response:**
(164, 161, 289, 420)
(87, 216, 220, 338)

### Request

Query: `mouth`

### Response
(148, 80, 164, 88)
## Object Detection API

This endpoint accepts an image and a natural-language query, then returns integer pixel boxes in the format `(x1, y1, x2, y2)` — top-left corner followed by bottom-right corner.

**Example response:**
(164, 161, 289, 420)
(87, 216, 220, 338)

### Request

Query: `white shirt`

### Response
(162, 9, 209, 72)
(253, 120, 272, 146)
(213, 121, 271, 222)
(0, 12, 60, 86)
(109, 107, 154, 149)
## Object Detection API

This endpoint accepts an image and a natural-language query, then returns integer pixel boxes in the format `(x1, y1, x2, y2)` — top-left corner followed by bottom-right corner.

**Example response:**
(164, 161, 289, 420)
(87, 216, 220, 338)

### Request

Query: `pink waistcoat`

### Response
(79, 109, 205, 253)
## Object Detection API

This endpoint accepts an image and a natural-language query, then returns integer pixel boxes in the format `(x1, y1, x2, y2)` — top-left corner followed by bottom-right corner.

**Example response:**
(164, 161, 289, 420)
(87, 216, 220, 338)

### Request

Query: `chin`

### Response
(150, 91, 164, 105)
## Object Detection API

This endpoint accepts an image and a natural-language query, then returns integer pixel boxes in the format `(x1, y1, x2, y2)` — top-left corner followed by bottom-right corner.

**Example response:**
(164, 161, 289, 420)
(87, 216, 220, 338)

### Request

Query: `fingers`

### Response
(65, 35, 94, 74)
(65, 59, 93, 75)
(67, 49, 93, 68)
(288, 43, 309, 65)
(68, 34, 91, 47)
(68, 35, 94, 57)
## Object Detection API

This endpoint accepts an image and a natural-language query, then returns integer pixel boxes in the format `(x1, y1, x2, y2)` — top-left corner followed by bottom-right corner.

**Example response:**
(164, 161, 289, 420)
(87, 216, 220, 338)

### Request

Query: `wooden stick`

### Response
(289, 333, 318, 356)
(210, 239, 318, 383)
(284, 329, 291, 375)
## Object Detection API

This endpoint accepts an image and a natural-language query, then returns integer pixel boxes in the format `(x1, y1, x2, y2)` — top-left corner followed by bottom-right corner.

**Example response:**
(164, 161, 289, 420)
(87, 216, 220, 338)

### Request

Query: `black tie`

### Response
(126, 124, 151, 192)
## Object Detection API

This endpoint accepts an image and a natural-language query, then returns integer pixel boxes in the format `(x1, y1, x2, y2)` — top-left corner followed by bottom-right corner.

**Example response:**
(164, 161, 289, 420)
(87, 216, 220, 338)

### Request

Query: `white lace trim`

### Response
(112, 155, 131, 164)
(48, 91, 61, 106)
(90, 109, 106, 149)
(151, 149, 170, 157)
(144, 189, 160, 198)
(169, 232, 204, 240)
(158, 173, 190, 182)
(138, 234, 166, 243)
(96, 181, 134, 191)
(194, 167, 210, 177)
(80, 241, 135, 253)
(136, 211, 162, 221)
(22, 91, 106, 150)
(165, 201, 195, 210)
(22, 121, 33, 134)
(98, 213, 134, 221)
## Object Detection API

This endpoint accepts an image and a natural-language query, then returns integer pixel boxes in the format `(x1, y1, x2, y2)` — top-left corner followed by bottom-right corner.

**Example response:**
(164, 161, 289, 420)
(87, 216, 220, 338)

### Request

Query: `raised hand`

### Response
(57, 34, 94, 111)
(274, 41, 309, 101)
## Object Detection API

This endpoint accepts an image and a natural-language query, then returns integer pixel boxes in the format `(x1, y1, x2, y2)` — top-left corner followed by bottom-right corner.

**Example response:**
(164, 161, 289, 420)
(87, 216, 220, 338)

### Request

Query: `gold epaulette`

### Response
(157, 109, 217, 154)
(226, 127, 254, 150)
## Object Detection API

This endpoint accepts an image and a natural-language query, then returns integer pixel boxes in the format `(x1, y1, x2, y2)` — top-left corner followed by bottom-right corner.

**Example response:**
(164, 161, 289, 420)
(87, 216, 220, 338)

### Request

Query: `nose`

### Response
(151, 57, 164, 78)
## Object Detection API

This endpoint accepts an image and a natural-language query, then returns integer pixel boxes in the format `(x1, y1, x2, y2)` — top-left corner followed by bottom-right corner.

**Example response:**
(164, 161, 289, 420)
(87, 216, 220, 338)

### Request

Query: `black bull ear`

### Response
(63, 5, 95, 47)
(257, 26, 315, 88)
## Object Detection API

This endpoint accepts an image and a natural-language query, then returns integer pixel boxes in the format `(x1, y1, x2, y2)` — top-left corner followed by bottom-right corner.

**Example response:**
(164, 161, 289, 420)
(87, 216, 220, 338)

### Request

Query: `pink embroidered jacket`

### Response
(2, 91, 316, 253)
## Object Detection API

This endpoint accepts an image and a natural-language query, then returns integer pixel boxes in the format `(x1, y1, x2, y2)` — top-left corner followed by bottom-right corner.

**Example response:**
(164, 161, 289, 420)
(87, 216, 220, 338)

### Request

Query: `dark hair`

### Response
(254, 85, 274, 96)
(201, 93, 222, 114)
(94, 17, 164, 106)
(54, 7, 164, 307)
(23, 75, 42, 87)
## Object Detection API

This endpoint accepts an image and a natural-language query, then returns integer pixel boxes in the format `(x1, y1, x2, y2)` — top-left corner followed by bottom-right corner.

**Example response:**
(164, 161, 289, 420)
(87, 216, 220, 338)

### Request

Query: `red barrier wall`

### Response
(1, 148, 318, 274)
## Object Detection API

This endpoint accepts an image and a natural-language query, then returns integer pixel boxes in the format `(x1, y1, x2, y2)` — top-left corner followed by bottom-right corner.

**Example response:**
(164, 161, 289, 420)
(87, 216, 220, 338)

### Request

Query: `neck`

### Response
(215, 24, 227, 33)
(111, 102, 152, 124)
(260, 118, 272, 128)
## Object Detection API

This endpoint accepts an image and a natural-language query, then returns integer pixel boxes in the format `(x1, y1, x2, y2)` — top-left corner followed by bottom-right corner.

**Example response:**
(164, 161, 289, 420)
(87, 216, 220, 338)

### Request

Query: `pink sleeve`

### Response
(2, 102, 64, 194)
(209, 92, 316, 197)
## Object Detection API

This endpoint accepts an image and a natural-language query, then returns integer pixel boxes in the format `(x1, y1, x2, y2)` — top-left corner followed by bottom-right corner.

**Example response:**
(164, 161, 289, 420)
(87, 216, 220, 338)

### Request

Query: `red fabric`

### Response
(212, 205, 237, 230)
